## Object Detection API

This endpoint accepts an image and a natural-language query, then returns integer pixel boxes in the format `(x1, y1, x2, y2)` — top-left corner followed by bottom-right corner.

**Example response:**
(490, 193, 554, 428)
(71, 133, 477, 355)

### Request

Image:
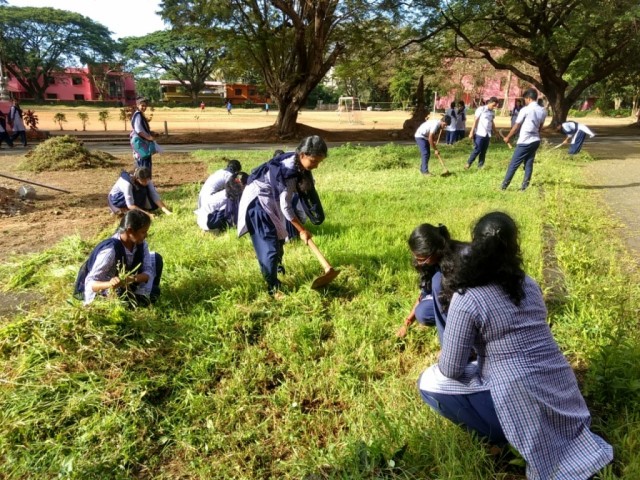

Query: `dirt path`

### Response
(583, 136, 640, 256)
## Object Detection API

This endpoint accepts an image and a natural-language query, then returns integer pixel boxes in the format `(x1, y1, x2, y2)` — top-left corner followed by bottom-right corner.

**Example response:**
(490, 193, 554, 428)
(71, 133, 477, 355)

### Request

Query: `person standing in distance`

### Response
(501, 89, 547, 191)
(465, 97, 499, 170)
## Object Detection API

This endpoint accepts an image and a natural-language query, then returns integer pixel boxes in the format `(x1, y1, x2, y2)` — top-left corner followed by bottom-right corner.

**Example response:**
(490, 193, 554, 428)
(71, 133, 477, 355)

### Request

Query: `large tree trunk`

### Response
(275, 102, 300, 138)
(402, 75, 427, 138)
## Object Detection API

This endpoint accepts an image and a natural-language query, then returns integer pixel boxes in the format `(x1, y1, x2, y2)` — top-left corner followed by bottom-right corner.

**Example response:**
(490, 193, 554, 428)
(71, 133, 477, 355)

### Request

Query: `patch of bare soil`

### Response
(0, 186, 36, 217)
(0, 153, 207, 258)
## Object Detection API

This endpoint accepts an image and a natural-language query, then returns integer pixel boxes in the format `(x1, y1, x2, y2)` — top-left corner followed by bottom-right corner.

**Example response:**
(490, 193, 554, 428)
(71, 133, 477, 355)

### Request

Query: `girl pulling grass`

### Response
(194, 172, 248, 232)
(108, 166, 172, 216)
(74, 210, 163, 306)
(237, 136, 327, 295)
(418, 212, 613, 478)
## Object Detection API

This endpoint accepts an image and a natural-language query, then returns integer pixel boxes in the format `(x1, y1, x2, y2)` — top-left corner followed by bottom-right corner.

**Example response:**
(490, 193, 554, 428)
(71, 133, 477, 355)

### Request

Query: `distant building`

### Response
(5, 65, 136, 105)
(160, 80, 267, 105)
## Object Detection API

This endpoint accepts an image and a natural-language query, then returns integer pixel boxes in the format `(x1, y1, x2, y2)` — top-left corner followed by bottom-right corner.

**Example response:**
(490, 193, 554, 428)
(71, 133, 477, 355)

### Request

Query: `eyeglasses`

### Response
(413, 253, 434, 266)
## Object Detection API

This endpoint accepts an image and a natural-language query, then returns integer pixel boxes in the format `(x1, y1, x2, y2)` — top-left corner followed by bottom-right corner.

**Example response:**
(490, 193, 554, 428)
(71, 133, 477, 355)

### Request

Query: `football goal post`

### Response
(337, 96, 363, 124)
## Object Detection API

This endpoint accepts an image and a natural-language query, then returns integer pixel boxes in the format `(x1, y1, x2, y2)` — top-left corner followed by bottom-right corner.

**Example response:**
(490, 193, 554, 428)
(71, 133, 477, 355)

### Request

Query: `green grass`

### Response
(1, 140, 639, 479)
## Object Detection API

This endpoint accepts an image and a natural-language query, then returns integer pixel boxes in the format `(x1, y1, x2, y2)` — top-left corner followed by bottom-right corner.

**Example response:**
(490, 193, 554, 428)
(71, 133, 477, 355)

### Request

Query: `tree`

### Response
(53, 113, 67, 130)
(98, 111, 110, 131)
(123, 30, 223, 103)
(0, 6, 117, 100)
(411, 0, 640, 126)
(134, 77, 162, 103)
(159, 0, 387, 138)
(77, 112, 89, 131)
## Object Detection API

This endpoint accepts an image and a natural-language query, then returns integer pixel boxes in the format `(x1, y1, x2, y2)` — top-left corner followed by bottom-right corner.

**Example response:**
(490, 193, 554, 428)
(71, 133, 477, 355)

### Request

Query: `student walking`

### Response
(414, 115, 452, 176)
(8, 99, 27, 147)
(130, 97, 157, 173)
(74, 210, 163, 306)
(465, 97, 499, 169)
(501, 89, 547, 191)
(226, 100, 232, 115)
(418, 211, 613, 479)
(0, 114, 14, 148)
(237, 136, 327, 295)
(557, 121, 595, 154)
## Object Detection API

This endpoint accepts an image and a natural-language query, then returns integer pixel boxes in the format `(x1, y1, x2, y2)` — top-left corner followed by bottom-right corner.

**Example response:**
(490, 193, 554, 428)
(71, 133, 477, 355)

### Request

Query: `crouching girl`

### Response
(194, 172, 248, 232)
(108, 167, 172, 216)
(74, 210, 163, 306)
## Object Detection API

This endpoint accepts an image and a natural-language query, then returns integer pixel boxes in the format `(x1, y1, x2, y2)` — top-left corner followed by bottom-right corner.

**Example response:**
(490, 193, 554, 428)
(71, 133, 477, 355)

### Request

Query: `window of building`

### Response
(235, 88, 242, 96)
(47, 76, 56, 85)
(249, 89, 256, 96)
(72, 77, 83, 85)
(46, 93, 58, 99)
(74, 94, 85, 100)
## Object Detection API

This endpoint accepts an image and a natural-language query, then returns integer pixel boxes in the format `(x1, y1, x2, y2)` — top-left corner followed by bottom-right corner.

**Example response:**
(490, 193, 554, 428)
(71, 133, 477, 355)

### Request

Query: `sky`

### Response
(7, 0, 167, 39)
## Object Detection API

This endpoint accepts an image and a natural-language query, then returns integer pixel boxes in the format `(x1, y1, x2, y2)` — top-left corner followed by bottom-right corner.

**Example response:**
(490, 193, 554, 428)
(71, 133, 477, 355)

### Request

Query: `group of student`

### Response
(398, 212, 613, 479)
(0, 99, 28, 148)
(415, 89, 596, 190)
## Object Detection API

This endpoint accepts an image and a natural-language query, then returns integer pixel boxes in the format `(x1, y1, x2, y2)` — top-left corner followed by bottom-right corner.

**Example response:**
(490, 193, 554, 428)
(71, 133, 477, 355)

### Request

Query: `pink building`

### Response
(5, 66, 136, 106)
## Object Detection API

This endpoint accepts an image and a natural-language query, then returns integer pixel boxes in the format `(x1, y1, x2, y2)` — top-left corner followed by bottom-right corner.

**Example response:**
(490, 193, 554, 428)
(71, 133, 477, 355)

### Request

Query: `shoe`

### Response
(422, 172, 434, 177)
(464, 164, 470, 170)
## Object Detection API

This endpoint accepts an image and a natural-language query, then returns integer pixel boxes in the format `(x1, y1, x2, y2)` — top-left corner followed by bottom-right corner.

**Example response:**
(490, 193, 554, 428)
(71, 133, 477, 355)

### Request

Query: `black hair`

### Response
(408, 224, 452, 292)
(488, 96, 499, 105)
(457, 100, 465, 107)
(136, 96, 149, 104)
(133, 166, 152, 180)
(225, 175, 245, 202)
(237, 172, 249, 185)
(118, 209, 151, 233)
(450, 101, 456, 109)
(441, 212, 525, 308)
(523, 89, 538, 101)
(296, 135, 328, 158)
(226, 159, 242, 174)
(273, 149, 285, 157)
(442, 115, 452, 126)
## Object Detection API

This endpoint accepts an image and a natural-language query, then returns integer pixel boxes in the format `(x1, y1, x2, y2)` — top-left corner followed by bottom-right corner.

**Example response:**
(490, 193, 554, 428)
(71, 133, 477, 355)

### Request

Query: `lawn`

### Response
(1, 140, 639, 479)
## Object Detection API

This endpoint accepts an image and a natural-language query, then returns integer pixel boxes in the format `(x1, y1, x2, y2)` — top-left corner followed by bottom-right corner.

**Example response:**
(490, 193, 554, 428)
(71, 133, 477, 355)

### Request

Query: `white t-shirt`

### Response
(473, 106, 495, 137)
(415, 119, 442, 139)
(515, 102, 547, 145)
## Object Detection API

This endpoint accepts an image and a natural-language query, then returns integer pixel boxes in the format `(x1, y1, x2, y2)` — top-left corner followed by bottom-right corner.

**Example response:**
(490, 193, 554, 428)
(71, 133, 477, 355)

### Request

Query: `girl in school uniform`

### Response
(130, 97, 156, 172)
(455, 101, 466, 141)
(445, 102, 458, 144)
(195, 172, 248, 232)
(237, 135, 328, 295)
(557, 121, 596, 154)
(197, 159, 242, 208)
(108, 167, 172, 216)
(397, 223, 468, 342)
(74, 210, 163, 306)
(418, 212, 613, 478)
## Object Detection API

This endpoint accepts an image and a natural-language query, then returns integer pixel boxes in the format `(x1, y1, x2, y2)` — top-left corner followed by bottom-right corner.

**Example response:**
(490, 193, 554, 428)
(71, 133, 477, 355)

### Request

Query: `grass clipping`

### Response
(21, 135, 116, 172)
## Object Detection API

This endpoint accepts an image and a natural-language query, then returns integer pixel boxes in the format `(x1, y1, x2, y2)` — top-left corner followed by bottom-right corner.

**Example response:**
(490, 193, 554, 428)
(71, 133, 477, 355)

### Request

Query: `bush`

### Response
(20, 135, 116, 172)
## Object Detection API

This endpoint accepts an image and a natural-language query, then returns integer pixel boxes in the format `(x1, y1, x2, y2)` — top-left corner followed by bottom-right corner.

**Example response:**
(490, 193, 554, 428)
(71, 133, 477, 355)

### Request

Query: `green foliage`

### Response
(0, 6, 117, 100)
(1, 143, 639, 478)
(134, 77, 162, 103)
(20, 135, 116, 172)
(76, 112, 89, 131)
(23, 109, 38, 131)
(98, 110, 110, 131)
(53, 112, 68, 130)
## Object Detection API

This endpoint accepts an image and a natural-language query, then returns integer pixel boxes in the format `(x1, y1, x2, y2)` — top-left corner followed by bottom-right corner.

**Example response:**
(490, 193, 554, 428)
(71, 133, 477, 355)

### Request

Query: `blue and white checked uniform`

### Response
(420, 276, 613, 479)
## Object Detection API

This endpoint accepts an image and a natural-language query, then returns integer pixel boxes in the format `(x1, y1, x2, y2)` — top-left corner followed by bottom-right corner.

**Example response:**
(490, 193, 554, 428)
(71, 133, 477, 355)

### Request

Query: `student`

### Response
(237, 136, 327, 295)
(130, 97, 156, 172)
(414, 115, 452, 176)
(226, 100, 232, 115)
(418, 212, 613, 478)
(510, 98, 523, 128)
(108, 167, 172, 216)
(557, 121, 596, 154)
(455, 101, 466, 141)
(195, 172, 248, 232)
(74, 210, 163, 306)
(0, 113, 14, 149)
(501, 89, 547, 191)
(445, 102, 458, 145)
(397, 223, 468, 342)
(465, 97, 499, 170)
(8, 99, 27, 147)
(198, 159, 242, 208)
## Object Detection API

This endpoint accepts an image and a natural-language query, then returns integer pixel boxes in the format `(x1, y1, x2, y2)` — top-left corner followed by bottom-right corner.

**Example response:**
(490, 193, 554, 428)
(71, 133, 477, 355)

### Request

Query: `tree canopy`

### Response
(0, 6, 117, 99)
(123, 29, 223, 103)
(409, 0, 640, 125)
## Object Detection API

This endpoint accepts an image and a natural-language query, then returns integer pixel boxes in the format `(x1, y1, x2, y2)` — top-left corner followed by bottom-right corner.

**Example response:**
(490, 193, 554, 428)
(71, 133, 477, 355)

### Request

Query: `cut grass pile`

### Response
(20, 135, 116, 172)
(1, 140, 639, 479)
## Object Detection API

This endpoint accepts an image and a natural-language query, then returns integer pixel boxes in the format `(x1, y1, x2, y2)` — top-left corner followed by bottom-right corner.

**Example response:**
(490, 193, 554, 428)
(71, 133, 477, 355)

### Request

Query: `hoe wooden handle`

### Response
(307, 238, 334, 272)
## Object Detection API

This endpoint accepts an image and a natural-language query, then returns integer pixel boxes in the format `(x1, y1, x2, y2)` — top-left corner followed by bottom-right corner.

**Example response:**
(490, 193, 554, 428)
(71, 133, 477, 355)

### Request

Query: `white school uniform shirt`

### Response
(84, 234, 155, 304)
(473, 105, 495, 137)
(131, 111, 150, 136)
(194, 189, 227, 231)
(108, 177, 161, 211)
(455, 107, 466, 130)
(414, 119, 442, 139)
(445, 108, 457, 132)
(198, 169, 232, 208)
(515, 102, 547, 145)
(561, 121, 595, 144)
